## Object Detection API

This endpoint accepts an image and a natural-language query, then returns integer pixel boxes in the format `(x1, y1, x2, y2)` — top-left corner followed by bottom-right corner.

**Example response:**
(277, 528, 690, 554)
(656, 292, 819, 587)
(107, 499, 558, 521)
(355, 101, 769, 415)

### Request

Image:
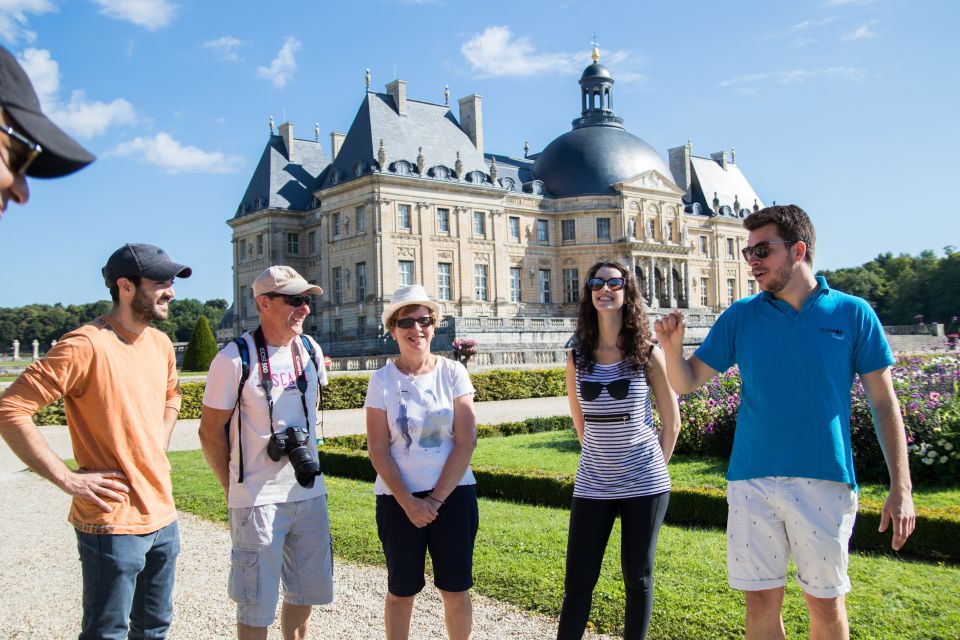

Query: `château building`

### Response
(226, 50, 765, 355)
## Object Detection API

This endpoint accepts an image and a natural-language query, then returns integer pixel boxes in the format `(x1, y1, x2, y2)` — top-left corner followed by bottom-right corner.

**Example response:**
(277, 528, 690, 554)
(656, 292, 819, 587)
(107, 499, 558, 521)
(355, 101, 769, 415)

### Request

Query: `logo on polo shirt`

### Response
(819, 327, 845, 340)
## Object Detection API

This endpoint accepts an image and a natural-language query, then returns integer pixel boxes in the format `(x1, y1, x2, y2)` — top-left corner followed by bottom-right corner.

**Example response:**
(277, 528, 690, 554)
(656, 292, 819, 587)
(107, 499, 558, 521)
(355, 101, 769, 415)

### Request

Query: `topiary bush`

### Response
(181, 316, 217, 372)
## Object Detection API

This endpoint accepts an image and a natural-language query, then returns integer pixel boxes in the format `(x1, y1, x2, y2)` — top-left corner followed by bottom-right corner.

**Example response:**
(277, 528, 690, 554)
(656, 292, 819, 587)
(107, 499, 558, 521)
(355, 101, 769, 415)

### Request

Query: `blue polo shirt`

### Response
(695, 276, 893, 490)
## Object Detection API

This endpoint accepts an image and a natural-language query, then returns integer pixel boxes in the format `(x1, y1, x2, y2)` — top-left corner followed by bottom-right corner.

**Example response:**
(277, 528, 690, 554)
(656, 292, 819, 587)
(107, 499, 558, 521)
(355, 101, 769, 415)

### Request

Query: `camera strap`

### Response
(252, 326, 311, 440)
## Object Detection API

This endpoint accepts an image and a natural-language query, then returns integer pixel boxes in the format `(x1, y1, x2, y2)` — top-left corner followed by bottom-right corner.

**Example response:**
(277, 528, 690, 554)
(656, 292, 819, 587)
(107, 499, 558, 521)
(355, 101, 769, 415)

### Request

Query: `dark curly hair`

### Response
(574, 260, 652, 373)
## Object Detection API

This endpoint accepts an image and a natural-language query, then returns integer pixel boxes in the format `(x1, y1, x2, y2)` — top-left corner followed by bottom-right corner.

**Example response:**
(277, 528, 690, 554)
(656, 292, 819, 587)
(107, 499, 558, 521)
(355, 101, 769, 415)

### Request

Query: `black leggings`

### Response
(557, 492, 670, 640)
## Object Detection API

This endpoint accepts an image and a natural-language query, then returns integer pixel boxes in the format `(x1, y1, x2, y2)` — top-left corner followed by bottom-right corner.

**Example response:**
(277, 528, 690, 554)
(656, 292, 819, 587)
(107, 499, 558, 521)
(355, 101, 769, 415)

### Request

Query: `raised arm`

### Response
(860, 366, 916, 550)
(653, 310, 718, 394)
(646, 345, 681, 464)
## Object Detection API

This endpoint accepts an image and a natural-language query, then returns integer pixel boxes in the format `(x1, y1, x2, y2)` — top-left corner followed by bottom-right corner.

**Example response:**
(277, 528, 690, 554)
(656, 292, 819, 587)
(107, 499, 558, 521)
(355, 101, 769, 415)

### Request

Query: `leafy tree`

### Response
(181, 315, 217, 371)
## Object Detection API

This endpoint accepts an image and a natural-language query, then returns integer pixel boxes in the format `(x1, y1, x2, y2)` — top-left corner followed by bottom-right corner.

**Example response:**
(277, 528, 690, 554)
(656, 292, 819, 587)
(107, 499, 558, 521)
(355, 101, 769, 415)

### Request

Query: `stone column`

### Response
(667, 258, 675, 304)
(647, 257, 654, 302)
(12, 340, 19, 360)
(31, 339, 39, 360)
(683, 261, 690, 307)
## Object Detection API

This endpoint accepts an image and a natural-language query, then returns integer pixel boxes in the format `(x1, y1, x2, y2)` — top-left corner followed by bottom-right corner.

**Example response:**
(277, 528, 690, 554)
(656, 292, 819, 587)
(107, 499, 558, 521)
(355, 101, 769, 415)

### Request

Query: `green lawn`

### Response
(169, 450, 960, 639)
(472, 429, 960, 513)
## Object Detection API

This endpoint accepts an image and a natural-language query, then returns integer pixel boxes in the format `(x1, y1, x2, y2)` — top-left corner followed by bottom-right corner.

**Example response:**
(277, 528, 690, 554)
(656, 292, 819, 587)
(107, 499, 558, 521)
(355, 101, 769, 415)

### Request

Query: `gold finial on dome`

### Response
(590, 33, 600, 62)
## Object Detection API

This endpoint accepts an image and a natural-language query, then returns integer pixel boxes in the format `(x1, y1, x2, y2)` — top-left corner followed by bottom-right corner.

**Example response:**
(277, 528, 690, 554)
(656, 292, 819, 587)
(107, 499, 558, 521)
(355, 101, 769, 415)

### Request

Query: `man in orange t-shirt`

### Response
(0, 243, 191, 640)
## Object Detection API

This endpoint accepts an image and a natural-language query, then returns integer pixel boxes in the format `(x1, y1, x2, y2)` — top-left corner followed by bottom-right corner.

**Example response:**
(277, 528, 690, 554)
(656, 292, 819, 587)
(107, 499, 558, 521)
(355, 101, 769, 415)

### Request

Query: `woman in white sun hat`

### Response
(364, 284, 479, 639)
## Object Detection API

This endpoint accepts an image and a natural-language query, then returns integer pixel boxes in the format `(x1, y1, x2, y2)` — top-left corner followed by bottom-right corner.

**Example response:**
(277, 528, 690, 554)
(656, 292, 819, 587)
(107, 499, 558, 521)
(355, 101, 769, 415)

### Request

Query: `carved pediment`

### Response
(615, 170, 684, 196)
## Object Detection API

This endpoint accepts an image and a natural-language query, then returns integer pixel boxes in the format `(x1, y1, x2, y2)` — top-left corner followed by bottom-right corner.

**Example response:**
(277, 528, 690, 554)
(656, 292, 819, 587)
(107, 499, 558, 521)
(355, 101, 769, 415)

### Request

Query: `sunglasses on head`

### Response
(580, 378, 631, 401)
(586, 277, 625, 292)
(395, 316, 434, 329)
(741, 240, 795, 262)
(266, 293, 311, 307)
(2, 125, 42, 177)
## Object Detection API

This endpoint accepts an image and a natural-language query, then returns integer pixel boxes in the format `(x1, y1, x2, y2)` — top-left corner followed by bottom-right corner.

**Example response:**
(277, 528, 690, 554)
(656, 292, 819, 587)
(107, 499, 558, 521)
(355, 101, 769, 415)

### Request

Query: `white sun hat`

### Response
(381, 284, 441, 328)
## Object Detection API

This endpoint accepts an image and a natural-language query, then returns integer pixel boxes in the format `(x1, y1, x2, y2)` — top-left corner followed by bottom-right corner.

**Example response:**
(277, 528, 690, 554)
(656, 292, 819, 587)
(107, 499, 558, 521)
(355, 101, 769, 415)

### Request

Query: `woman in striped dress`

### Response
(557, 261, 681, 640)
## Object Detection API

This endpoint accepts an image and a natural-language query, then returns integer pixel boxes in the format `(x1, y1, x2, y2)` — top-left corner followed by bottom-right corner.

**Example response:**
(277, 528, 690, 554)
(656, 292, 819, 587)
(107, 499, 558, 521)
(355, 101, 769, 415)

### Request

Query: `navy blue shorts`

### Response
(375, 484, 479, 597)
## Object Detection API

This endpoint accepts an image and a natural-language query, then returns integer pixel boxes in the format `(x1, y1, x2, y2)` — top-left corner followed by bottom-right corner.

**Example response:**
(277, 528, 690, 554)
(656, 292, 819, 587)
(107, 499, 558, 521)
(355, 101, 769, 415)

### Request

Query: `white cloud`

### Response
(257, 36, 300, 88)
(92, 0, 176, 30)
(840, 20, 878, 41)
(0, 0, 55, 45)
(204, 36, 244, 62)
(719, 67, 867, 87)
(108, 132, 244, 174)
(790, 17, 836, 31)
(461, 26, 643, 82)
(17, 48, 137, 138)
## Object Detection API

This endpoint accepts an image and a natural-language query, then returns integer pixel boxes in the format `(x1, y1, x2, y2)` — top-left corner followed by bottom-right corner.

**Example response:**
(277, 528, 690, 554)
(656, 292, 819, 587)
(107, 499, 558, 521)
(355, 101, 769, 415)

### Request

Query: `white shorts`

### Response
(228, 495, 334, 627)
(727, 477, 857, 599)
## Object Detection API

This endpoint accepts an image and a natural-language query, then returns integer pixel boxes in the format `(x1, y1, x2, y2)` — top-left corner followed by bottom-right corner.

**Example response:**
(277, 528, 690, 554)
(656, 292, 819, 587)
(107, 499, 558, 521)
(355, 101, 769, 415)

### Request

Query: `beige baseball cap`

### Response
(252, 265, 323, 297)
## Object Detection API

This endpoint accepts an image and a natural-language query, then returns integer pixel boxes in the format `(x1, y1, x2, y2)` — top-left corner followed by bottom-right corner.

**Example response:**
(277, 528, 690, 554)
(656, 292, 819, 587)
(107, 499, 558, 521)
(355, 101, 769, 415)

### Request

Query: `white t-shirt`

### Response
(364, 357, 476, 495)
(203, 332, 328, 508)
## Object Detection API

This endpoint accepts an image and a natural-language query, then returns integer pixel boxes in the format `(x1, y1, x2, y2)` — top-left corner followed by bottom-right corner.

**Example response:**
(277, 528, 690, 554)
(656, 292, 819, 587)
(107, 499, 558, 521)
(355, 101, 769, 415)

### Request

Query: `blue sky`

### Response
(1, 0, 956, 307)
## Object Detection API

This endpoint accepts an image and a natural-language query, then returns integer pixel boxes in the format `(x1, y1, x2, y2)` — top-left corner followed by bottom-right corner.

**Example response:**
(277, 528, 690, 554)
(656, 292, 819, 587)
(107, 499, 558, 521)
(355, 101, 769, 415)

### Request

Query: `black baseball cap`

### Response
(102, 243, 192, 286)
(0, 46, 95, 178)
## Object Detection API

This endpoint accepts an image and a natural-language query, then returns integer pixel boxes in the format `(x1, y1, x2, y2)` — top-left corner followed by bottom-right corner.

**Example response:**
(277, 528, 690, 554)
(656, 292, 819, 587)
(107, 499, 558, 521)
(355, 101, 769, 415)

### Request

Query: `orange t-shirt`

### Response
(0, 317, 181, 534)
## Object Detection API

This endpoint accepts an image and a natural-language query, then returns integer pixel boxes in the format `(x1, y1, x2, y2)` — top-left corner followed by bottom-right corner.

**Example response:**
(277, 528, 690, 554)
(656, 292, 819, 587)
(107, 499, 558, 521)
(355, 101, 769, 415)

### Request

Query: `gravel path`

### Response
(0, 396, 618, 639)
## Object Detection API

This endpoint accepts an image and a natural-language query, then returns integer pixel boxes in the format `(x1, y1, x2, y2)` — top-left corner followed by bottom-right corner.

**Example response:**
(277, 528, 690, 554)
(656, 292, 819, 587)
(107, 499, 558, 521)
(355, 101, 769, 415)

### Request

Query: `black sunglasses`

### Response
(741, 240, 794, 262)
(580, 378, 631, 401)
(2, 125, 42, 177)
(586, 277, 626, 292)
(266, 293, 311, 307)
(395, 316, 434, 329)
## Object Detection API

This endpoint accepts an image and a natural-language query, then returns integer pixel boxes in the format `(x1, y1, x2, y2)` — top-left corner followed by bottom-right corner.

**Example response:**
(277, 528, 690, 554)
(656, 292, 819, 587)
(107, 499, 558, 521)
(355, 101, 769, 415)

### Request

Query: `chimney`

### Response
(458, 94, 483, 156)
(668, 139, 692, 193)
(330, 132, 345, 160)
(710, 150, 728, 170)
(279, 121, 295, 162)
(385, 79, 407, 115)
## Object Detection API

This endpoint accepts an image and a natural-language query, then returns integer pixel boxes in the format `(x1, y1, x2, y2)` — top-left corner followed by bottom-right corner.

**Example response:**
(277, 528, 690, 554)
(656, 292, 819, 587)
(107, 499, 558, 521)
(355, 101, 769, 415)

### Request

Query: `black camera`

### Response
(267, 426, 321, 488)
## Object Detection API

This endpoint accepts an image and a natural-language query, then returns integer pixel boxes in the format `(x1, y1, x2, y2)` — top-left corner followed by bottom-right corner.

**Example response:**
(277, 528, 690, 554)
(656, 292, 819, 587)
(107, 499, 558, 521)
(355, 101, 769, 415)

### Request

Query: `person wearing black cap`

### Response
(0, 243, 192, 639)
(0, 45, 95, 219)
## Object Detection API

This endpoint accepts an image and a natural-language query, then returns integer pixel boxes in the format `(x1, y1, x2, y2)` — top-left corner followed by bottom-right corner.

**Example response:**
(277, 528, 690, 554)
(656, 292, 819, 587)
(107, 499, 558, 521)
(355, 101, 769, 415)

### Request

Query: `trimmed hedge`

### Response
(316, 443, 960, 562)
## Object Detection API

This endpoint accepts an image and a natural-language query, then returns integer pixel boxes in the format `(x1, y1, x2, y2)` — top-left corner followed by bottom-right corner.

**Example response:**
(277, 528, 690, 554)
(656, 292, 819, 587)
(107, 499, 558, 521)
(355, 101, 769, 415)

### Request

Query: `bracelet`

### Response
(425, 493, 445, 506)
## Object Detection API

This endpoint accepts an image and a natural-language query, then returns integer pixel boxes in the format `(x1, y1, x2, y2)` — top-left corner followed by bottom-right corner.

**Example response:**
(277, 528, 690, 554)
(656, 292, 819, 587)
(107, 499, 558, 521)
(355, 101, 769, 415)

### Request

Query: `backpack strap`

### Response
(299, 335, 326, 442)
(224, 336, 251, 483)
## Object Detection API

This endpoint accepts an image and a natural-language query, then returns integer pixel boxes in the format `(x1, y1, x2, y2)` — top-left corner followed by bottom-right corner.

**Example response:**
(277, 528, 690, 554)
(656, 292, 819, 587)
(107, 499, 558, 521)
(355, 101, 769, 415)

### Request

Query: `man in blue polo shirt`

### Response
(655, 204, 915, 640)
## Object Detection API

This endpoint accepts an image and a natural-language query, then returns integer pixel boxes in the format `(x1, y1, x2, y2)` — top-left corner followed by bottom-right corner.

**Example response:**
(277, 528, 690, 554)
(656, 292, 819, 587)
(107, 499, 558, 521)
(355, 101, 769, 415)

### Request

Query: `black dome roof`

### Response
(533, 125, 671, 198)
(580, 62, 612, 81)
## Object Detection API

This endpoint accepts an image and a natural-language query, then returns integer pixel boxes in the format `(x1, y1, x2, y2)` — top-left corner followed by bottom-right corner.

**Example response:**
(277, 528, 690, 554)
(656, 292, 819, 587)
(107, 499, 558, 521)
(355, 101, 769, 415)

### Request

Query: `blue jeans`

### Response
(75, 520, 180, 640)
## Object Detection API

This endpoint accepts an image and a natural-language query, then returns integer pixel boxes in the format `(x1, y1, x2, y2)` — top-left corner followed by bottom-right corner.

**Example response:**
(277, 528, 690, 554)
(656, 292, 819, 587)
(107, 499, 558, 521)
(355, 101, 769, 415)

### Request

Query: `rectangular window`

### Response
(437, 207, 450, 234)
(356, 262, 367, 301)
(666, 221, 674, 242)
(699, 236, 708, 255)
(334, 318, 343, 337)
(239, 238, 247, 262)
(561, 219, 576, 242)
(257, 234, 264, 256)
(748, 280, 756, 296)
(700, 277, 709, 307)
(332, 212, 341, 238)
(508, 216, 520, 241)
(398, 204, 411, 230)
(308, 230, 316, 254)
(539, 269, 552, 303)
(355, 205, 366, 232)
(727, 237, 735, 259)
(509, 267, 521, 302)
(286, 233, 300, 255)
(596, 217, 611, 241)
(358, 315, 366, 334)
(536, 219, 549, 243)
(727, 278, 736, 304)
(473, 211, 486, 237)
(474, 264, 488, 301)
(398, 260, 414, 286)
(647, 219, 656, 240)
(239, 285, 248, 317)
(437, 262, 452, 300)
(563, 268, 579, 304)
(332, 267, 343, 305)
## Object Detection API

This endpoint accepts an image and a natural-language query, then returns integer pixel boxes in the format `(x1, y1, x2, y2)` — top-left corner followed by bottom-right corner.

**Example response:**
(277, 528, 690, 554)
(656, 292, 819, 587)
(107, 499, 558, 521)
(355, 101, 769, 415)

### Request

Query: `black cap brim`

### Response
(143, 264, 193, 281)
(6, 104, 96, 178)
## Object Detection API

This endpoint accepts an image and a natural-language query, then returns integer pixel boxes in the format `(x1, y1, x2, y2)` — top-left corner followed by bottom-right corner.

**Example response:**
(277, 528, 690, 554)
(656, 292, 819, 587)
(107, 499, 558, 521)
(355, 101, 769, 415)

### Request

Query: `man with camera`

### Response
(0, 243, 190, 639)
(199, 265, 333, 640)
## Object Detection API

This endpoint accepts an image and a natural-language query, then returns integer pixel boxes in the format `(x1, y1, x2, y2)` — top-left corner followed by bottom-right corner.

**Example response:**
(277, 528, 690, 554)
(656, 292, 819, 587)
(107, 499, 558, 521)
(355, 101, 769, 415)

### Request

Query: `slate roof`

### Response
(234, 135, 330, 218)
(688, 155, 764, 218)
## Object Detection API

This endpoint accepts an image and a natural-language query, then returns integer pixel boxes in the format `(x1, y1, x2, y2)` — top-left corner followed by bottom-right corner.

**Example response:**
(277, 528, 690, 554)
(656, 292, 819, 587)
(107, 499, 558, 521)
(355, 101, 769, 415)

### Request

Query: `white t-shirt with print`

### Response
(364, 357, 476, 495)
(203, 332, 328, 508)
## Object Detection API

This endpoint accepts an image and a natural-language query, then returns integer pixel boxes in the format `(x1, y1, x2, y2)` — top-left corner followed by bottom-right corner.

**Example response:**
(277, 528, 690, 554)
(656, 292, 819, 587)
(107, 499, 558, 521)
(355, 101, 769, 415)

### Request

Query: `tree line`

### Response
(818, 248, 959, 328)
(0, 298, 228, 355)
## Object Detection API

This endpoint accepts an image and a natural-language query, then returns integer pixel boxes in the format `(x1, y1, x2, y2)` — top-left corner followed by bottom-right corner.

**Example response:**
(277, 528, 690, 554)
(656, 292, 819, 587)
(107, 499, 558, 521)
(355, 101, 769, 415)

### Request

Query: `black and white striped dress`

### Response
(574, 358, 671, 499)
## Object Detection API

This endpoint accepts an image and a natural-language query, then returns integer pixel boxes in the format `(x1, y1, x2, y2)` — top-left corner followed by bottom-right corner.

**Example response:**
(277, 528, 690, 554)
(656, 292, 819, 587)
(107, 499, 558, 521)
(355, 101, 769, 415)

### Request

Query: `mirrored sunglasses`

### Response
(741, 240, 794, 262)
(395, 316, 434, 329)
(586, 277, 626, 292)
(267, 293, 311, 307)
(2, 126, 42, 177)
(580, 378, 631, 401)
